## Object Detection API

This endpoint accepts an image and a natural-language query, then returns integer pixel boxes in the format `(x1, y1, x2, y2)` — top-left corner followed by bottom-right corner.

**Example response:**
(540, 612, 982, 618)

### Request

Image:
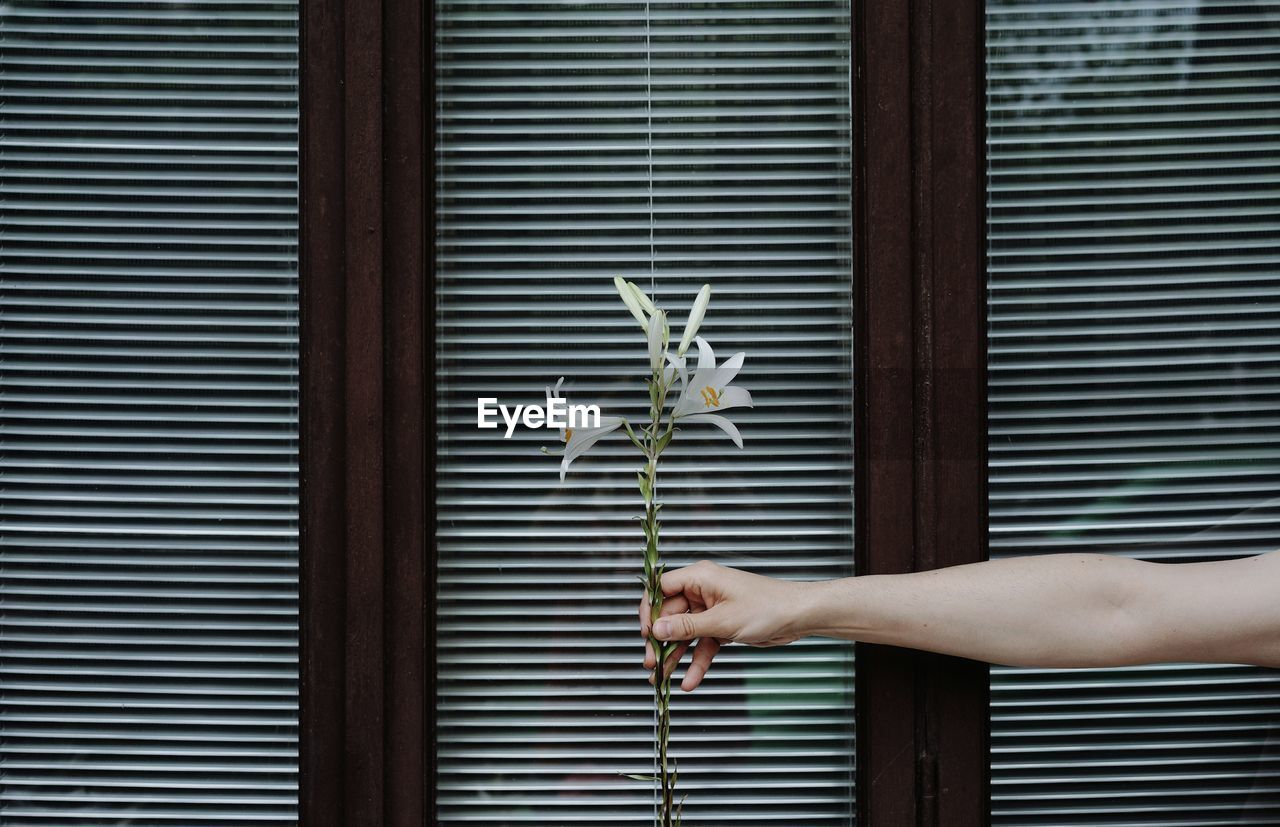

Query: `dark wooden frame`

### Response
(298, 0, 988, 821)
(298, 0, 428, 822)
(853, 0, 990, 824)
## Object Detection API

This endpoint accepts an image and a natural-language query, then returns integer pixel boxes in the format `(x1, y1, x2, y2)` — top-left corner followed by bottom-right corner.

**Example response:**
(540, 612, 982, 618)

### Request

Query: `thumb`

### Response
(653, 608, 729, 642)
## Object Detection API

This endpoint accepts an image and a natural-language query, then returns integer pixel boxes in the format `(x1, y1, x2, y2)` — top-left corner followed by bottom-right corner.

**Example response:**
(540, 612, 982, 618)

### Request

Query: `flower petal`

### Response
(712, 385, 752, 411)
(671, 388, 702, 418)
(680, 339, 719, 407)
(672, 383, 751, 418)
(665, 353, 688, 388)
(551, 394, 623, 481)
(564, 419, 623, 461)
(694, 336, 716, 372)
(680, 413, 744, 448)
(560, 423, 620, 481)
(711, 351, 745, 388)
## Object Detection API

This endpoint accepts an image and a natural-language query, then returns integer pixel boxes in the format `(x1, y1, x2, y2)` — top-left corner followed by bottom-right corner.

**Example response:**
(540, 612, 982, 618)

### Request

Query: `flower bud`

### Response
(648, 309, 667, 374)
(627, 281, 657, 316)
(614, 275, 649, 328)
(676, 283, 712, 356)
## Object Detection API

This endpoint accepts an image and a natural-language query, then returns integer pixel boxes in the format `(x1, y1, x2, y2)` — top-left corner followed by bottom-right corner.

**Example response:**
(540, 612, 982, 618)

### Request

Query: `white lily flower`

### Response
(614, 275, 649, 329)
(676, 284, 712, 357)
(543, 377, 625, 481)
(670, 336, 752, 447)
(647, 309, 668, 374)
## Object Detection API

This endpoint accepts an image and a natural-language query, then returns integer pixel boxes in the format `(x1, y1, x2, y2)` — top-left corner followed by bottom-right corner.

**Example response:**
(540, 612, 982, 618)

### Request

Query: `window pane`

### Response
(433, 0, 856, 823)
(986, 2, 1280, 823)
(0, 2, 300, 823)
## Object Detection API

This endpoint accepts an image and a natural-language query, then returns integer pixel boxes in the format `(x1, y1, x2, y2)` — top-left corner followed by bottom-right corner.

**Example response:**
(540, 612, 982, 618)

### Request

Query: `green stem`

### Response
(642, 369, 676, 826)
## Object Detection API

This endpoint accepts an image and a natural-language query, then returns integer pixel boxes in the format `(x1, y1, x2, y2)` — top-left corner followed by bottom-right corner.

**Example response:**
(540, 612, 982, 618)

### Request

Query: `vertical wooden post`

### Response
(299, 0, 427, 822)
(854, 0, 990, 823)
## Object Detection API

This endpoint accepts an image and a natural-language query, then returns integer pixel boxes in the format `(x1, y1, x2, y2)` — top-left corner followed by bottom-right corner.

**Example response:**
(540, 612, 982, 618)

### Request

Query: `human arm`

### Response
(640, 552, 1280, 691)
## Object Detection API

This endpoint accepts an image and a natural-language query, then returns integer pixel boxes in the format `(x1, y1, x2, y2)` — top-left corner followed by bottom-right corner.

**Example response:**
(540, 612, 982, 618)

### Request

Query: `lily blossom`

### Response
(670, 336, 752, 447)
(542, 377, 625, 481)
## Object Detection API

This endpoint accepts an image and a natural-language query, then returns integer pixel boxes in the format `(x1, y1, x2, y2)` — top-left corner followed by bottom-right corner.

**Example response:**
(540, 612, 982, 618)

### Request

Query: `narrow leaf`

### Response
(622, 420, 645, 452)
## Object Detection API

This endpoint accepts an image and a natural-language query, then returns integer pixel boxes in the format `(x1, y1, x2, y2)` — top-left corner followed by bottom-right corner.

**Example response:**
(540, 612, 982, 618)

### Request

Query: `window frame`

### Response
(853, 0, 989, 823)
(296, 0, 990, 823)
(298, 0, 429, 823)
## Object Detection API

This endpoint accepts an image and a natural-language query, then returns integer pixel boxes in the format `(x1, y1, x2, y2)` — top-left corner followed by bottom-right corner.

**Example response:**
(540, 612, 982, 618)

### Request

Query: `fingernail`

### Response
(654, 620, 670, 639)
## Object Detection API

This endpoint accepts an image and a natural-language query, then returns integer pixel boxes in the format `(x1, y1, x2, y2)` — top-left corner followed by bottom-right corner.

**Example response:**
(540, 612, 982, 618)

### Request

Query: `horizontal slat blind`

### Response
(0, 2, 300, 824)
(986, 2, 1280, 825)
(434, 1, 855, 823)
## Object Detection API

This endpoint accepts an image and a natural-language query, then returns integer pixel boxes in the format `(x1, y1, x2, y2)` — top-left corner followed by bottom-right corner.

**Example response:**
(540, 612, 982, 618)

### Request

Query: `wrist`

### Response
(791, 576, 871, 641)
(787, 578, 843, 639)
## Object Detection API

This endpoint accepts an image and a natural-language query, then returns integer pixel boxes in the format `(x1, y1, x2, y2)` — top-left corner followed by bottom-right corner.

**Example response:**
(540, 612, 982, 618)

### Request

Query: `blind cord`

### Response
(646, 0, 655, 295)
(644, 5, 659, 818)
(645, 1, 658, 811)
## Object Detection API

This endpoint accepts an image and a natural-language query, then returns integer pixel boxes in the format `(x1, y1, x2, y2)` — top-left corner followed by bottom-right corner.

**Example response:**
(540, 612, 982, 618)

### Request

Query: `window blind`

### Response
(0, 2, 300, 824)
(434, 1, 856, 823)
(986, 1, 1280, 824)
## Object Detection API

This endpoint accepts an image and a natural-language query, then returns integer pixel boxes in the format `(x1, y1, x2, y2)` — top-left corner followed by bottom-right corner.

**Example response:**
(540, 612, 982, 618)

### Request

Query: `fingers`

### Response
(649, 637, 722, 691)
(639, 592, 691, 638)
(652, 605, 728, 642)
(658, 559, 716, 599)
(681, 637, 721, 692)
(641, 559, 723, 674)
(642, 595, 689, 669)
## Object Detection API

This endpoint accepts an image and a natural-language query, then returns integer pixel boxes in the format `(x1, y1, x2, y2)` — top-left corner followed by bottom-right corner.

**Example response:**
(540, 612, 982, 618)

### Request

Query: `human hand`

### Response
(638, 560, 813, 691)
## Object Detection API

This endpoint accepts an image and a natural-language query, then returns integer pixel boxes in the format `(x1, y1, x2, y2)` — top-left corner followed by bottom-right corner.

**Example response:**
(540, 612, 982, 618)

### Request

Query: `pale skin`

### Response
(639, 551, 1280, 691)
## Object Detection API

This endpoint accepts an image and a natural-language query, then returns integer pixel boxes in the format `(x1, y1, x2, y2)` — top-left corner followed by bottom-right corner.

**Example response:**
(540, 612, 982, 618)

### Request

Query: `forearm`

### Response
(796, 552, 1280, 668)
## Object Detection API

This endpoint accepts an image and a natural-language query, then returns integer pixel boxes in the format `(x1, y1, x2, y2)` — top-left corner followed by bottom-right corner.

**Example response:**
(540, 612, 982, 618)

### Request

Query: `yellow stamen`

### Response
(563, 428, 574, 443)
(700, 386, 723, 408)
